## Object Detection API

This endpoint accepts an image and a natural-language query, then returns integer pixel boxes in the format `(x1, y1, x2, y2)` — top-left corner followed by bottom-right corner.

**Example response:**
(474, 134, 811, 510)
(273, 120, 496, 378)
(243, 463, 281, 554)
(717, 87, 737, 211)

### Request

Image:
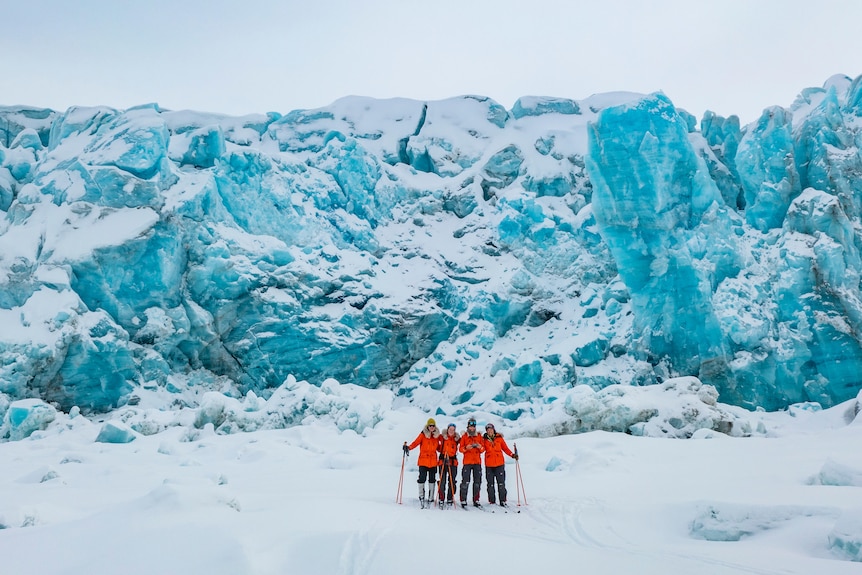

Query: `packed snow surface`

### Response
(1, 390, 861, 574)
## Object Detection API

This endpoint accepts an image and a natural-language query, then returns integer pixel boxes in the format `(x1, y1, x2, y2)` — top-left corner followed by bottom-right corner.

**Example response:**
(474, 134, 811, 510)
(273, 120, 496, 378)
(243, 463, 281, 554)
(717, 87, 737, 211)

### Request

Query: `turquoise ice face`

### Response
(2, 80, 862, 416)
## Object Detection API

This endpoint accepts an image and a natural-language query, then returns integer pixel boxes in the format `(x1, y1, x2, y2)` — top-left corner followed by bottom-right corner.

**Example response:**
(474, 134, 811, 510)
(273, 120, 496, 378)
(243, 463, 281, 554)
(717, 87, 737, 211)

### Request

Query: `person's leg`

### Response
(428, 466, 437, 501)
(437, 465, 444, 500)
(485, 466, 496, 504)
(418, 466, 429, 501)
(471, 464, 482, 502)
(498, 466, 508, 504)
(446, 464, 457, 501)
(460, 465, 470, 503)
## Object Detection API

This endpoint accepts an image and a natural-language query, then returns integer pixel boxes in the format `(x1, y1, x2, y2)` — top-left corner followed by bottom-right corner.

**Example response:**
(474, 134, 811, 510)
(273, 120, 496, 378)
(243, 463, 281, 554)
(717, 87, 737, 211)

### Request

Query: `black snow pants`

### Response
(485, 464, 507, 504)
(460, 463, 482, 503)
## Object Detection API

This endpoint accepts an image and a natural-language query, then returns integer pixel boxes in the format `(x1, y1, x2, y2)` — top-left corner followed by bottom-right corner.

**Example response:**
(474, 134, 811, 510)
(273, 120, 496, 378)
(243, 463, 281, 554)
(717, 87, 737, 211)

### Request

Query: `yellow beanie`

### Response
(426, 418, 436, 426)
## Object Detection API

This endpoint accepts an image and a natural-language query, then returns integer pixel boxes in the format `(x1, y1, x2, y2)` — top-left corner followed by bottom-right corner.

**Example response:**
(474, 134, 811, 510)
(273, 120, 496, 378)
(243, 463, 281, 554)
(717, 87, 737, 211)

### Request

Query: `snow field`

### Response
(1, 403, 862, 574)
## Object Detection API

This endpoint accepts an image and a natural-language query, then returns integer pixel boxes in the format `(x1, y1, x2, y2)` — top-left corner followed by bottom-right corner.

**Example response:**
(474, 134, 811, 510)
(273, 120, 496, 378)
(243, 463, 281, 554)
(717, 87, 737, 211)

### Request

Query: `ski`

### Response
(490, 504, 520, 514)
(447, 502, 521, 513)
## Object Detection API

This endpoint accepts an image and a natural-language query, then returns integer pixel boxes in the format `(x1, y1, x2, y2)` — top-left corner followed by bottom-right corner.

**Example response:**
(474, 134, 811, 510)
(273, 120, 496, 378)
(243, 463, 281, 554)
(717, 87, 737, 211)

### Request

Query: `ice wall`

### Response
(2, 76, 862, 418)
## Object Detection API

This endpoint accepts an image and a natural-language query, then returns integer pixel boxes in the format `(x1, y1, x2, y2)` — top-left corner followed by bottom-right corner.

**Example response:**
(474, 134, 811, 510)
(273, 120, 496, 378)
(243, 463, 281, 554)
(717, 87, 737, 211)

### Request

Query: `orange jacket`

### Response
(408, 427, 442, 467)
(483, 433, 514, 467)
(459, 430, 486, 465)
(439, 431, 460, 465)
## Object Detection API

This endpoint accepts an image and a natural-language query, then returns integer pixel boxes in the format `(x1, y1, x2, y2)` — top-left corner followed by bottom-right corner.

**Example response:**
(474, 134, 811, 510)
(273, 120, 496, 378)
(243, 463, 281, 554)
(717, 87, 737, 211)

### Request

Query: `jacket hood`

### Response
(423, 426, 441, 438)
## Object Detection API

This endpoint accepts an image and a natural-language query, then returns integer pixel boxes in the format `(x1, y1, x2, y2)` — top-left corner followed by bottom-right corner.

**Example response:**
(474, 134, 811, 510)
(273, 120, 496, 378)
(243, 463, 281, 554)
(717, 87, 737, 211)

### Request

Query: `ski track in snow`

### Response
(524, 498, 792, 575)
(337, 523, 387, 575)
(390, 497, 789, 574)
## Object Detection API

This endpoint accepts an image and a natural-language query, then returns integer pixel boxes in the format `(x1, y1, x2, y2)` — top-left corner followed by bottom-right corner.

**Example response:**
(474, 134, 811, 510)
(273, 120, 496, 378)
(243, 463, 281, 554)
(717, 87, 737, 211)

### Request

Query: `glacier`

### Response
(3, 76, 862, 431)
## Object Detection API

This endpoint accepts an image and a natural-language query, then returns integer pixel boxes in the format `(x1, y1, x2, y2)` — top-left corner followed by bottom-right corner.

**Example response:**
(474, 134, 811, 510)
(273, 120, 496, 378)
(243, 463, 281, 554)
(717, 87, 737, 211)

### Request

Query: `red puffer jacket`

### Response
(408, 426, 442, 467)
(459, 430, 486, 465)
(439, 431, 460, 465)
(483, 433, 514, 467)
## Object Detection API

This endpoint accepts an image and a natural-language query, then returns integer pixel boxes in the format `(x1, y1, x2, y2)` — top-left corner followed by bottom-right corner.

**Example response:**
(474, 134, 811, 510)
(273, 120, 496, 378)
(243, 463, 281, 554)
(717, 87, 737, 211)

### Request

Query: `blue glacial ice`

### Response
(1, 398, 57, 440)
(2, 76, 862, 429)
(94, 421, 137, 444)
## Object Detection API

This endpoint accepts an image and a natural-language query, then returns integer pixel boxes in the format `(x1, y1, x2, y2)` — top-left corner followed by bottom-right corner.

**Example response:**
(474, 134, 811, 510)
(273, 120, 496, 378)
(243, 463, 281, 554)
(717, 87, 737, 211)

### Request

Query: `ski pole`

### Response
(434, 456, 442, 505)
(442, 460, 447, 505)
(397, 443, 407, 504)
(514, 443, 527, 506)
(517, 460, 527, 505)
(437, 456, 454, 507)
(446, 460, 457, 508)
(512, 443, 521, 507)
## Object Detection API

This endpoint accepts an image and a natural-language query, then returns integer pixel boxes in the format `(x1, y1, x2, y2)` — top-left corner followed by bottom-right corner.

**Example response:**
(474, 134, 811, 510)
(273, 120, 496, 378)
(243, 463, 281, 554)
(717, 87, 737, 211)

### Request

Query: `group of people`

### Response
(403, 417, 519, 508)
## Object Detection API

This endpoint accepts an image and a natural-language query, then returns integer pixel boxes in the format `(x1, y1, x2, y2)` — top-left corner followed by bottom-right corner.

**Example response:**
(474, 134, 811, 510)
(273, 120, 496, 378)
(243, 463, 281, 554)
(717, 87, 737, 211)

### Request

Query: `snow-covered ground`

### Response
(2, 396, 862, 575)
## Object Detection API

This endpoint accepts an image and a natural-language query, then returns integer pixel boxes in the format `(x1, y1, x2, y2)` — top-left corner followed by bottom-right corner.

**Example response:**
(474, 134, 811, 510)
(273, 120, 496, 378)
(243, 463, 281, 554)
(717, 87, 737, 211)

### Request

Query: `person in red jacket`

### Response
(483, 422, 518, 507)
(458, 417, 485, 507)
(403, 418, 442, 507)
(437, 423, 460, 506)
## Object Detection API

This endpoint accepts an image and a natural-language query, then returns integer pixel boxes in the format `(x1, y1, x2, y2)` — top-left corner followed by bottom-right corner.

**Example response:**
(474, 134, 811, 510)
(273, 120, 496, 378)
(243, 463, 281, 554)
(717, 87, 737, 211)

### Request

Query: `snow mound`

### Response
(811, 459, 862, 487)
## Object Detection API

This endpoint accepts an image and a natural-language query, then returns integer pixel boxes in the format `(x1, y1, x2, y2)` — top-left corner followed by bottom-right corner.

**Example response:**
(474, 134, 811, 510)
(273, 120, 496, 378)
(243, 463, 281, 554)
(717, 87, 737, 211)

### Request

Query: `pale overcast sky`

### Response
(3, 0, 861, 125)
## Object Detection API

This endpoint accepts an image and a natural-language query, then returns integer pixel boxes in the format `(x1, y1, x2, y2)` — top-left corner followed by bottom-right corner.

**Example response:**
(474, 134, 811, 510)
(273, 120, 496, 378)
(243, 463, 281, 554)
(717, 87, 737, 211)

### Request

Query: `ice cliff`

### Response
(2, 75, 862, 423)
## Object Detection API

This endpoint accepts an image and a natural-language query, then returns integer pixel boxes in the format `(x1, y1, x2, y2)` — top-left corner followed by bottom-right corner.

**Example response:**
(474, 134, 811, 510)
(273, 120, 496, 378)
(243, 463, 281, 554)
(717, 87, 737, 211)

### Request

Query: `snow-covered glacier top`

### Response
(3, 75, 862, 438)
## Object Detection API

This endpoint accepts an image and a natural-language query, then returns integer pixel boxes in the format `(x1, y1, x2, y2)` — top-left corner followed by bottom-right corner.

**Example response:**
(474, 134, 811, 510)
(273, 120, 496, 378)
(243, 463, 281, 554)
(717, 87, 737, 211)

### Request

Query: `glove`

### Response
(402, 444, 409, 455)
(512, 453, 519, 460)
(470, 443, 480, 449)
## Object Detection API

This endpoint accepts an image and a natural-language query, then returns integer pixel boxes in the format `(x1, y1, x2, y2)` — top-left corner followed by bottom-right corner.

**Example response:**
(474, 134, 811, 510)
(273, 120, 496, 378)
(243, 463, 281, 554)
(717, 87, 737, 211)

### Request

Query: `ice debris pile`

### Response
(0, 374, 782, 441)
(3, 74, 862, 428)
